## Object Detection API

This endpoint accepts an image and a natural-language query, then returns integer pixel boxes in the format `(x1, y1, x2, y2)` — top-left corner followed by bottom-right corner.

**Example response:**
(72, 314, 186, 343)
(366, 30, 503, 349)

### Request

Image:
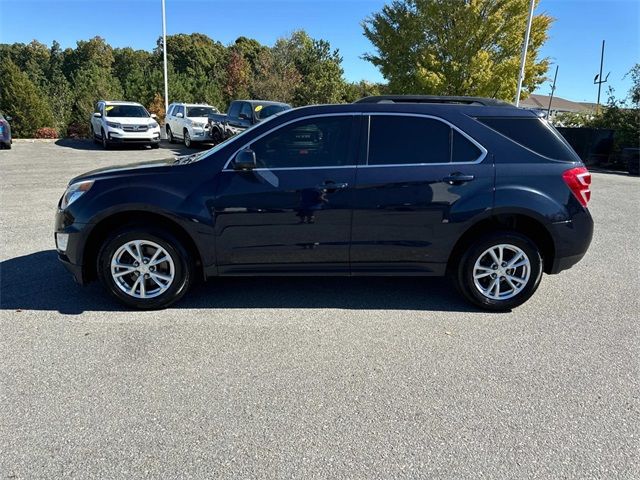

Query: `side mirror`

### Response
(234, 149, 257, 171)
(5, 116, 12, 121)
(176, 112, 184, 118)
(93, 112, 102, 118)
(151, 113, 158, 119)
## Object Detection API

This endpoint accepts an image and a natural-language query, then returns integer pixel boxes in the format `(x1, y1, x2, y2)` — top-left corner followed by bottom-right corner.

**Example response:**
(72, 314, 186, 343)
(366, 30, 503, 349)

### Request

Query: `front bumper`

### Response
(107, 128, 161, 144)
(55, 209, 89, 285)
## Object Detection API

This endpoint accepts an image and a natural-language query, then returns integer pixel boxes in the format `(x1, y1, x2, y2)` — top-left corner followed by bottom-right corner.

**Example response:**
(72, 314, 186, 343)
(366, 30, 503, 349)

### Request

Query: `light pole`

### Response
(161, 0, 169, 114)
(515, 0, 535, 107)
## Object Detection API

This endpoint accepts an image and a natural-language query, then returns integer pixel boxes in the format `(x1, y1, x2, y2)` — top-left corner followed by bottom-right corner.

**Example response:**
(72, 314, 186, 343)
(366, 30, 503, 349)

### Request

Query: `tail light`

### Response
(562, 167, 591, 207)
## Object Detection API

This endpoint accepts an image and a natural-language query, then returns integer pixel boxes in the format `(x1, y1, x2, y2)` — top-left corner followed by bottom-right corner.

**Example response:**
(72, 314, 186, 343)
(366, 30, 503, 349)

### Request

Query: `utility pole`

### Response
(547, 65, 558, 119)
(161, 0, 169, 114)
(515, 0, 535, 107)
(593, 40, 610, 113)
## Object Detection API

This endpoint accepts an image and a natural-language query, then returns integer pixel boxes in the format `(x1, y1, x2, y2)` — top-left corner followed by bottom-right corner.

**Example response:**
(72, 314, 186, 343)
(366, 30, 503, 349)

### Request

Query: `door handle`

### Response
(443, 172, 475, 185)
(317, 181, 349, 191)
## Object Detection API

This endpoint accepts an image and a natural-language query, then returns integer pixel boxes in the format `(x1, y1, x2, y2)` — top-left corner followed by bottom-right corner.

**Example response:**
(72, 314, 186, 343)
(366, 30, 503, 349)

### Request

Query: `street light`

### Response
(515, 0, 535, 107)
(161, 0, 169, 114)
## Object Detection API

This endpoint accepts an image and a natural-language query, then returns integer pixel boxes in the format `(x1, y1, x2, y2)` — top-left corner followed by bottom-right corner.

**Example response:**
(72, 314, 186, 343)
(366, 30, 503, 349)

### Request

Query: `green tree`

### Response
(69, 64, 123, 136)
(0, 58, 55, 137)
(45, 41, 73, 132)
(363, 0, 552, 100)
(273, 31, 345, 105)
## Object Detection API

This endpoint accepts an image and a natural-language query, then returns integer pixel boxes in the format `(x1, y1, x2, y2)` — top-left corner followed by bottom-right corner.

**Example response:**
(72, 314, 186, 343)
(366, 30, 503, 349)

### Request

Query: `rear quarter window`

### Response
(476, 117, 579, 161)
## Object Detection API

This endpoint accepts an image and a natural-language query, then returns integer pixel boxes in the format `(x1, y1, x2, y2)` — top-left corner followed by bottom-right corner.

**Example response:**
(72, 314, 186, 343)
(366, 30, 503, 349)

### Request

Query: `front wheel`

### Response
(101, 128, 110, 150)
(183, 129, 192, 148)
(455, 232, 543, 311)
(97, 227, 193, 309)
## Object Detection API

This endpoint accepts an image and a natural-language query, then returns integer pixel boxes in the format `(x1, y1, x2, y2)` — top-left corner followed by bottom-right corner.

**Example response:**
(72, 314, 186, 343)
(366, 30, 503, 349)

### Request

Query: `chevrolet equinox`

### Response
(54, 96, 594, 311)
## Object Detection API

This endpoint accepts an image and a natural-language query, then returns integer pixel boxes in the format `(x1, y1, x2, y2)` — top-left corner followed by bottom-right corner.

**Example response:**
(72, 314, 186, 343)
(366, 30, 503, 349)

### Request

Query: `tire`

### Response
(455, 231, 543, 311)
(183, 129, 192, 148)
(92, 125, 99, 144)
(211, 128, 222, 145)
(97, 226, 194, 309)
(101, 128, 110, 150)
(151, 142, 160, 149)
(166, 125, 174, 143)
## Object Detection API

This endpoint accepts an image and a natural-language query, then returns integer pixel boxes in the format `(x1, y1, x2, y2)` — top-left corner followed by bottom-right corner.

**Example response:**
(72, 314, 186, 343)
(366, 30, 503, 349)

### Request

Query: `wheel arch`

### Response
(447, 213, 556, 274)
(82, 210, 205, 283)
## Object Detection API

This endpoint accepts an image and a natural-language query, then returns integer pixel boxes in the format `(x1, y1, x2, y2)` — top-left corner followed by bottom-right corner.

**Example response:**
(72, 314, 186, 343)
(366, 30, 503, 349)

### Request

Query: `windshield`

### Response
(187, 106, 218, 118)
(187, 108, 290, 164)
(255, 104, 290, 121)
(105, 105, 149, 118)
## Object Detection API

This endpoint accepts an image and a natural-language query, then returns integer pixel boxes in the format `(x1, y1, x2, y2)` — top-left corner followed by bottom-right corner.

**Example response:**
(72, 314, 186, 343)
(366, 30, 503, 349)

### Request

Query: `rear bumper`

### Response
(548, 209, 594, 274)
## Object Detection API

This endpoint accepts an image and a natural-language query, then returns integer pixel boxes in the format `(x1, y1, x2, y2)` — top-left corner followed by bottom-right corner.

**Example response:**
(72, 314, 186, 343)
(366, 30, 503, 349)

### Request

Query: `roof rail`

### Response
(354, 95, 513, 107)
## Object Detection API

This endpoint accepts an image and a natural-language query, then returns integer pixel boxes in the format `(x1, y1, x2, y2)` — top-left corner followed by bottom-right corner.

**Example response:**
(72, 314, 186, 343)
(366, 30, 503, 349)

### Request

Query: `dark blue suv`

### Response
(54, 96, 593, 311)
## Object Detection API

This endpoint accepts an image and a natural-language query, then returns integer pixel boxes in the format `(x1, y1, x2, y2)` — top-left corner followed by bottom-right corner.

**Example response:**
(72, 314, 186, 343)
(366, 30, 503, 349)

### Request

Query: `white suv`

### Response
(91, 101, 161, 149)
(165, 103, 219, 148)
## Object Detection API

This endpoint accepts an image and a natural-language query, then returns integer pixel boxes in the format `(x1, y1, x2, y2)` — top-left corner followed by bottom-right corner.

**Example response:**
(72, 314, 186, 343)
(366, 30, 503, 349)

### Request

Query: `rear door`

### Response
(213, 114, 360, 274)
(350, 113, 494, 275)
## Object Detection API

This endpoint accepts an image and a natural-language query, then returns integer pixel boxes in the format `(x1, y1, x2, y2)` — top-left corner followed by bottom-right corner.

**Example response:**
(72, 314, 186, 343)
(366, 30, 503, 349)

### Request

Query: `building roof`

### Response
(520, 94, 595, 113)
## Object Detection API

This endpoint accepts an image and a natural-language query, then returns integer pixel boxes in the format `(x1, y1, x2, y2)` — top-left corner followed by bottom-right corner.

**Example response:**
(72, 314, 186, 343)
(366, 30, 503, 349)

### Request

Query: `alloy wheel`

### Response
(472, 244, 531, 300)
(110, 240, 175, 299)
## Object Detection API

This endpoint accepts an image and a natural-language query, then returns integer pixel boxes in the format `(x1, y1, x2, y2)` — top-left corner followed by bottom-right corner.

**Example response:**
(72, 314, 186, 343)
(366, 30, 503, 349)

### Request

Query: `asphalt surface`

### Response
(1, 140, 639, 479)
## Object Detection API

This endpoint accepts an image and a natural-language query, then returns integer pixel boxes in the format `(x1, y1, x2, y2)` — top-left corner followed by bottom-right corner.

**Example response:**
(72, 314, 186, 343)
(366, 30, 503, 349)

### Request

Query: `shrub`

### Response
(67, 122, 91, 139)
(34, 127, 58, 139)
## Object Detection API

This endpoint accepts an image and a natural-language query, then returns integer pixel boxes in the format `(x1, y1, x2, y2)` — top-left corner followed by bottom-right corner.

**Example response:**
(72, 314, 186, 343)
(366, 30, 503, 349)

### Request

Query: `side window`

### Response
(240, 102, 252, 120)
(249, 116, 354, 169)
(167, 105, 176, 117)
(94, 103, 100, 114)
(368, 116, 451, 165)
(228, 102, 241, 119)
(452, 130, 482, 163)
(476, 117, 578, 161)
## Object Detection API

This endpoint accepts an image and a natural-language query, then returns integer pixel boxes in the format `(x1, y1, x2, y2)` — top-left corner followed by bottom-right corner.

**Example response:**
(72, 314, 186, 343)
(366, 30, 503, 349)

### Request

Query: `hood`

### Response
(105, 116, 156, 126)
(69, 157, 177, 184)
(187, 116, 210, 124)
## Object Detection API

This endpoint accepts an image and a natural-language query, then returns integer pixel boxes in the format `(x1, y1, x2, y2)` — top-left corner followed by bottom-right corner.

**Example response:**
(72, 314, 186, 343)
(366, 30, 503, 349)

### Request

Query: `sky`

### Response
(0, 0, 638, 103)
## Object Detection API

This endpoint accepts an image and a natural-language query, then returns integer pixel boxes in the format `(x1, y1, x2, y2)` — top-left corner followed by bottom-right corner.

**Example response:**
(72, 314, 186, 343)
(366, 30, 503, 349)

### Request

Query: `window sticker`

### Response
(105, 106, 114, 111)
(254, 105, 263, 112)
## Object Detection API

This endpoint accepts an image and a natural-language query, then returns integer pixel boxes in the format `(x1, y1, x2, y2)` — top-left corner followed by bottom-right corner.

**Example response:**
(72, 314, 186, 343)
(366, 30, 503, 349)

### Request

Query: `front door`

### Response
(351, 113, 494, 275)
(213, 114, 360, 274)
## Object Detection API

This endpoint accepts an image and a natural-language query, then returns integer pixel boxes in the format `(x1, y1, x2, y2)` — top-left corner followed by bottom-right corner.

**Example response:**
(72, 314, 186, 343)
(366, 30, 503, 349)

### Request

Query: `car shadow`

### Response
(54, 138, 210, 156)
(0, 250, 479, 315)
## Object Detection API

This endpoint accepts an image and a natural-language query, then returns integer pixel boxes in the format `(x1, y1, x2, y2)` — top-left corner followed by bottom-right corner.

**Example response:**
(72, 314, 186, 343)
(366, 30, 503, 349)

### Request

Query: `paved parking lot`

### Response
(1, 140, 639, 479)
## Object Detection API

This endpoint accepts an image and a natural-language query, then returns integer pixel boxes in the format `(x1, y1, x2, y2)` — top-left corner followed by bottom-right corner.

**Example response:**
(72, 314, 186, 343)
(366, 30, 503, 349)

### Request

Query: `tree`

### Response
(69, 64, 123, 136)
(273, 31, 345, 106)
(363, 0, 552, 100)
(0, 58, 55, 137)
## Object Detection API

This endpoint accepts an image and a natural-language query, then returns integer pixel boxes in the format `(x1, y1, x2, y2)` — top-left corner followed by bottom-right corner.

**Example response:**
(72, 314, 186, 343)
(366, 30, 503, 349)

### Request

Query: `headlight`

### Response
(150, 121, 159, 128)
(106, 121, 122, 129)
(60, 180, 94, 209)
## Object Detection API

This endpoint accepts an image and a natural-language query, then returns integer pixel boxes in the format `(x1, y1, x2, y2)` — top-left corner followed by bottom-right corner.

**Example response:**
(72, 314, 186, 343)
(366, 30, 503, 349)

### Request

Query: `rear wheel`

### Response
(97, 227, 193, 309)
(455, 231, 543, 311)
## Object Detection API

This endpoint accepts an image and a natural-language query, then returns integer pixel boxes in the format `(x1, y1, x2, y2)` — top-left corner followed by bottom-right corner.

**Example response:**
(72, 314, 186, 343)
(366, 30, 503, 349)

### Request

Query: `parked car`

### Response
(55, 95, 593, 311)
(90, 101, 161, 149)
(0, 113, 12, 149)
(208, 100, 291, 144)
(165, 103, 219, 148)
